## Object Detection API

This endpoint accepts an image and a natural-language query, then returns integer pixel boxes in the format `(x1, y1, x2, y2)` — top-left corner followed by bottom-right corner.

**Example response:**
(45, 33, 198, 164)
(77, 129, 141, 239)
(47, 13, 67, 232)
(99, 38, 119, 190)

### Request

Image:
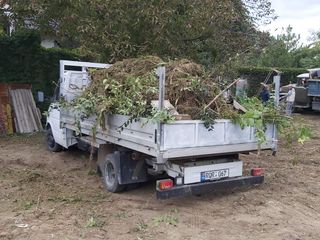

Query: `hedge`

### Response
(0, 30, 83, 111)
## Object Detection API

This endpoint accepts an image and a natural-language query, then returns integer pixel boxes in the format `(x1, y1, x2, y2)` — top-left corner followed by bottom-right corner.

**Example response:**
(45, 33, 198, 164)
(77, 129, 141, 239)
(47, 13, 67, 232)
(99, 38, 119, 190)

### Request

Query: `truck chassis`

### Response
(46, 60, 278, 199)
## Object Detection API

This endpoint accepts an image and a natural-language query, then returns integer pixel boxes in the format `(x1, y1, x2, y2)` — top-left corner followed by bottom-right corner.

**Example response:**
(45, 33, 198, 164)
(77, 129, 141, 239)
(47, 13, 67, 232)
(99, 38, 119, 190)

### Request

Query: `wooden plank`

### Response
(205, 79, 239, 110)
(37, 108, 43, 129)
(21, 89, 34, 132)
(0, 103, 6, 135)
(173, 114, 192, 120)
(9, 90, 23, 133)
(6, 104, 13, 134)
(233, 100, 247, 113)
(14, 90, 25, 133)
(27, 89, 39, 131)
(27, 104, 38, 131)
(25, 89, 39, 131)
(32, 91, 43, 130)
(16, 89, 30, 132)
(18, 89, 32, 133)
(13, 116, 19, 133)
(20, 89, 33, 132)
(26, 89, 43, 130)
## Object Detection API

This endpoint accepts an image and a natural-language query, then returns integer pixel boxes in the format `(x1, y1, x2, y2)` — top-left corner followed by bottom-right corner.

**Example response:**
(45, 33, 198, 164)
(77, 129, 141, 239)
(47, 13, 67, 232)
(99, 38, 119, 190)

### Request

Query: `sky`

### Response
(260, 0, 320, 44)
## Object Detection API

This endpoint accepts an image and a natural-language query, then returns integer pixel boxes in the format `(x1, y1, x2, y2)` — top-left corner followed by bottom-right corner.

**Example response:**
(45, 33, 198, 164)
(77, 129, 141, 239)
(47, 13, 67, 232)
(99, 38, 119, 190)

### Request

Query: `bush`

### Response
(0, 30, 83, 111)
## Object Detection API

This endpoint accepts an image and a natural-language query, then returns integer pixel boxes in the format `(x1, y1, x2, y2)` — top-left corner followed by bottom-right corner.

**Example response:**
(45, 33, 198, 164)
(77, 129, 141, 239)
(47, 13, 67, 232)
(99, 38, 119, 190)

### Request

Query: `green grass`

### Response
(153, 214, 179, 227)
(23, 200, 35, 210)
(48, 195, 83, 204)
(136, 220, 148, 232)
(116, 211, 128, 219)
(86, 216, 104, 228)
(0, 132, 45, 145)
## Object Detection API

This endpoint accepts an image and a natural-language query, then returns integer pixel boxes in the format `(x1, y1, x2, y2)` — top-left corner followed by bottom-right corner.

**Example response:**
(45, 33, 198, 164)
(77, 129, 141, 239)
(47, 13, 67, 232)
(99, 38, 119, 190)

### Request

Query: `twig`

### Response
(204, 79, 239, 110)
(35, 194, 41, 212)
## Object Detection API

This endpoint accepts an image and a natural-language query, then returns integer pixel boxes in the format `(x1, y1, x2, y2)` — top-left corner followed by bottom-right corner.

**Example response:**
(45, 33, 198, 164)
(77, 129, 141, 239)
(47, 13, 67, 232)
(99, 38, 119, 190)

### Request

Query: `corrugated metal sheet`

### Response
(10, 88, 43, 133)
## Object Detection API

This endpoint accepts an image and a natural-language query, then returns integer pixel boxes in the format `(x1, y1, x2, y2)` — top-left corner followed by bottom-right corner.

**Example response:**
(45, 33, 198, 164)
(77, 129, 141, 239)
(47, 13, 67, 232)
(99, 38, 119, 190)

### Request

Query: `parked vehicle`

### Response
(46, 60, 278, 199)
(281, 68, 320, 111)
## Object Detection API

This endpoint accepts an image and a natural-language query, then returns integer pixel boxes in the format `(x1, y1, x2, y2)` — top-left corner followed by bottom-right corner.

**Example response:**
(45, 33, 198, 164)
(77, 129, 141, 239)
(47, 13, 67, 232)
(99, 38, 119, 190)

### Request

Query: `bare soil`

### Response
(1, 114, 320, 240)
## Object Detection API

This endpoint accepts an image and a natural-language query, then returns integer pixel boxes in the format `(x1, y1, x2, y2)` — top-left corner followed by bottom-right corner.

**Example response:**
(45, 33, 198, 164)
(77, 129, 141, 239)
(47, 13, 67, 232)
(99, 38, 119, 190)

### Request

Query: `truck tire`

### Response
(101, 154, 124, 193)
(47, 128, 62, 152)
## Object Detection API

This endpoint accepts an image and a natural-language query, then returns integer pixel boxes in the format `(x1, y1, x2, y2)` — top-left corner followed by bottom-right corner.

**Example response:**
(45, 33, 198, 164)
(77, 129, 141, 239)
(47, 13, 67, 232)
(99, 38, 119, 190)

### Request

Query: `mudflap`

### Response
(156, 176, 264, 200)
(105, 150, 148, 185)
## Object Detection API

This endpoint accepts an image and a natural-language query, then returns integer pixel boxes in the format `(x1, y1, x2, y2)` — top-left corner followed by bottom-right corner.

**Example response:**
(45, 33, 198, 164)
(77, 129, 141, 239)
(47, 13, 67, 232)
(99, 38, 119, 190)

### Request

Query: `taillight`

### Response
(251, 168, 264, 176)
(157, 179, 174, 190)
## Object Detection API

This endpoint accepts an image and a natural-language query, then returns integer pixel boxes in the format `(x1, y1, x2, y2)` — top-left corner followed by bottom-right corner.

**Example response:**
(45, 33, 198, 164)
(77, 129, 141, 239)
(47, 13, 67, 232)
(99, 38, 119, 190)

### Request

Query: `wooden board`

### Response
(26, 89, 43, 130)
(0, 103, 6, 135)
(0, 84, 11, 134)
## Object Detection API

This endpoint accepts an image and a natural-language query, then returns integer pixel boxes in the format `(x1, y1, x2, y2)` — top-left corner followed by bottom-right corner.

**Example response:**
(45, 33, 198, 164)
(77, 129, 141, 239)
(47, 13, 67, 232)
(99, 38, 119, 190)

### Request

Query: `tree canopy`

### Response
(240, 26, 320, 69)
(1, 0, 275, 64)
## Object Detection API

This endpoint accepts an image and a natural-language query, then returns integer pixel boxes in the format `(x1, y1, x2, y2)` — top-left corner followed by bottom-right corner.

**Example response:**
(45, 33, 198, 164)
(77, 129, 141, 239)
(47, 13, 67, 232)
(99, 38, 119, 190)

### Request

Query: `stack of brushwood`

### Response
(66, 56, 235, 125)
(64, 56, 311, 146)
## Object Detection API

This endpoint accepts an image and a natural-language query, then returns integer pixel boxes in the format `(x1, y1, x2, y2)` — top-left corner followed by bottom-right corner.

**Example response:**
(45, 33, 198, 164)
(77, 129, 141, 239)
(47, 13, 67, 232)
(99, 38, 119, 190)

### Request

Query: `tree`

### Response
(0, 4, 10, 35)
(291, 30, 320, 68)
(1, 0, 275, 65)
(243, 26, 301, 68)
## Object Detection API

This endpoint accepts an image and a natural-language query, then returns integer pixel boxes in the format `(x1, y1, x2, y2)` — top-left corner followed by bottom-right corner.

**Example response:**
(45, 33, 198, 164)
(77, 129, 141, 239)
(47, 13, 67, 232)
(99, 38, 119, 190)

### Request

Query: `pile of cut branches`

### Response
(63, 56, 311, 147)
(66, 56, 229, 124)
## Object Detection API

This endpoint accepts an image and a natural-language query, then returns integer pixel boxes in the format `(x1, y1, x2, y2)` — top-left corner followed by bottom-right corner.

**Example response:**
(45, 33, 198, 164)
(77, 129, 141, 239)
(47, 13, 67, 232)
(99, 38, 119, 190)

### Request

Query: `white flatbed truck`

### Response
(46, 60, 278, 199)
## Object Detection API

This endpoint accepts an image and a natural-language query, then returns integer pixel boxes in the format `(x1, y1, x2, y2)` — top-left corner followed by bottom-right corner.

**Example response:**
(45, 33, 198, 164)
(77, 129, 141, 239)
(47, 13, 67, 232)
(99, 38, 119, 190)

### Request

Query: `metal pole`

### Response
(272, 74, 280, 155)
(273, 75, 280, 107)
(155, 65, 166, 163)
(156, 65, 165, 110)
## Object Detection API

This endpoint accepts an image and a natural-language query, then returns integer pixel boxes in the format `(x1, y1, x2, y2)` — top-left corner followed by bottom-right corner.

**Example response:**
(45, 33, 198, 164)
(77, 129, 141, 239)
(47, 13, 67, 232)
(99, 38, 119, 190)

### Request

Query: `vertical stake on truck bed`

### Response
(156, 65, 166, 163)
(156, 65, 165, 110)
(272, 74, 280, 154)
(273, 74, 280, 107)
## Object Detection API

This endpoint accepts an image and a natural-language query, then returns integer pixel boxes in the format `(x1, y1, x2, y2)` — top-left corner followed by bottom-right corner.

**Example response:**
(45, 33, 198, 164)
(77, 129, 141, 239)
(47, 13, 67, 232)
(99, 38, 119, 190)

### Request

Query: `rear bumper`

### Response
(156, 176, 264, 199)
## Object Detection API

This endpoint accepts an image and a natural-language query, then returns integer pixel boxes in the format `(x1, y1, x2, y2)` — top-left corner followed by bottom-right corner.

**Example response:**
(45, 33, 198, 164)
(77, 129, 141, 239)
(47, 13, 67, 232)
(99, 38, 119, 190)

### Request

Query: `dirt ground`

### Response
(1, 114, 320, 240)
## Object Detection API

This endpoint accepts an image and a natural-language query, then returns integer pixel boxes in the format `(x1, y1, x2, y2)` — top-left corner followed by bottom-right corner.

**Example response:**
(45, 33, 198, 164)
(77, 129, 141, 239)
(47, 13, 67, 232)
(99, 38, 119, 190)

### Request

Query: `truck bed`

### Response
(61, 109, 277, 162)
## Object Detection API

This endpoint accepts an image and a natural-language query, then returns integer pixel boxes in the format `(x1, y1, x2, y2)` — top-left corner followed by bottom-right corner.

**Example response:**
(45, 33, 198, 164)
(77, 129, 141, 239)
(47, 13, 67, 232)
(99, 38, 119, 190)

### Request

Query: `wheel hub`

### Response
(105, 162, 116, 186)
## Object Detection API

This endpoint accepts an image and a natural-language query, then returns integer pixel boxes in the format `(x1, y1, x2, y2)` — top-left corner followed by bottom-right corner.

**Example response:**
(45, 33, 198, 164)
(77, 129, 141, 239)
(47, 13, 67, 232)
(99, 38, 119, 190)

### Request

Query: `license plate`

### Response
(201, 169, 229, 182)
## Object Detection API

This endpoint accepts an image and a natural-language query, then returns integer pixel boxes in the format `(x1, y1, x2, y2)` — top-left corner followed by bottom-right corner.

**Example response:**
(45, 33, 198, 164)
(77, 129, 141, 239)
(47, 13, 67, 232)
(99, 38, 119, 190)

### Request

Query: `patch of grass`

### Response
(91, 193, 113, 203)
(292, 155, 299, 166)
(86, 216, 104, 228)
(116, 211, 128, 219)
(19, 170, 44, 183)
(136, 219, 148, 232)
(0, 168, 12, 180)
(87, 169, 99, 176)
(24, 200, 35, 210)
(1, 132, 45, 145)
(169, 208, 179, 214)
(153, 214, 179, 227)
(48, 195, 83, 204)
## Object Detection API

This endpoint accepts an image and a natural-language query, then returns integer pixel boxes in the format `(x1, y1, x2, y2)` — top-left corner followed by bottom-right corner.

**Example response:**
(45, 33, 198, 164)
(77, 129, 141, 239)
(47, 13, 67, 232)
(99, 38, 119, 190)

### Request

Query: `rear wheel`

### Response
(101, 154, 124, 193)
(47, 127, 62, 152)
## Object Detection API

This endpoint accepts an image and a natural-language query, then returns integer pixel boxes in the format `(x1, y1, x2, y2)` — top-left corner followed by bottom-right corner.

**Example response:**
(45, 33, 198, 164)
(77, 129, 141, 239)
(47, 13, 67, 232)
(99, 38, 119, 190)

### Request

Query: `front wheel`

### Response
(101, 154, 124, 193)
(47, 127, 62, 152)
